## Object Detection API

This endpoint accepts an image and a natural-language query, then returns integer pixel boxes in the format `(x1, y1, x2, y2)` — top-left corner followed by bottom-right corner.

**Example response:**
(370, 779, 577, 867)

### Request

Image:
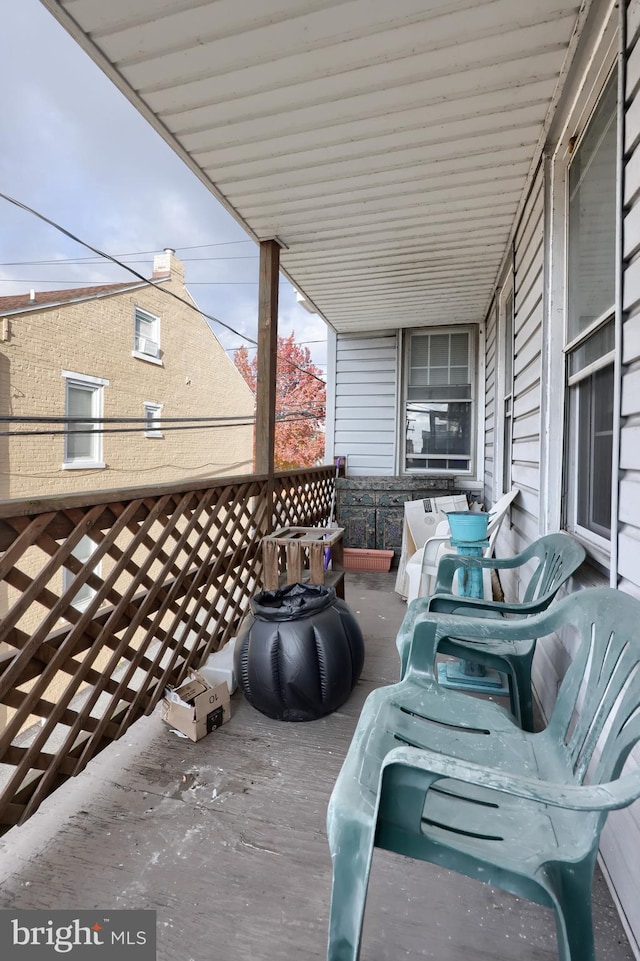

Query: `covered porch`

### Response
(0, 569, 633, 961)
(3, 0, 639, 956)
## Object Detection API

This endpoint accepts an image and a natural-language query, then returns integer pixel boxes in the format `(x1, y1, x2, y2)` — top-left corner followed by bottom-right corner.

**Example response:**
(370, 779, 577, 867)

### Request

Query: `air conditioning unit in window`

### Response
(137, 337, 160, 358)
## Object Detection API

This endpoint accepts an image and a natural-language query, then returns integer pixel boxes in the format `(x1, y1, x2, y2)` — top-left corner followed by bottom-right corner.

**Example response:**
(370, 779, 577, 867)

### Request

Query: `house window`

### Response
(565, 69, 617, 544)
(63, 535, 101, 611)
(144, 402, 163, 438)
(62, 371, 109, 469)
(133, 307, 161, 362)
(404, 328, 474, 473)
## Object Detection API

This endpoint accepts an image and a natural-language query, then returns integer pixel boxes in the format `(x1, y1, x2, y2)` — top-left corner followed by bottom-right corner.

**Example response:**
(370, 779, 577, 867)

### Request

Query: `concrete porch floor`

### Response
(0, 571, 634, 961)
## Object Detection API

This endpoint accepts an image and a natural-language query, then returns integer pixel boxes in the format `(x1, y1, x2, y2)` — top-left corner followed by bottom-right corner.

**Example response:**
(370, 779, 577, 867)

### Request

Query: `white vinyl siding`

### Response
(621, 0, 640, 602)
(612, 6, 640, 951)
(492, 168, 545, 590)
(483, 298, 498, 506)
(333, 334, 397, 476)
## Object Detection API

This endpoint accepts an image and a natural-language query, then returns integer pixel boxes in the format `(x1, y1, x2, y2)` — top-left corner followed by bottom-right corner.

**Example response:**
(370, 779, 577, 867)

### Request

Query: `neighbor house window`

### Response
(565, 69, 617, 544)
(63, 535, 101, 611)
(144, 401, 163, 438)
(133, 307, 161, 361)
(404, 328, 474, 473)
(62, 371, 109, 469)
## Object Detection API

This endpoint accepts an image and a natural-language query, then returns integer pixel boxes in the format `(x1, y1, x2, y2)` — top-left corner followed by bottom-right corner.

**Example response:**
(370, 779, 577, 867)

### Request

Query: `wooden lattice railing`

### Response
(0, 465, 335, 833)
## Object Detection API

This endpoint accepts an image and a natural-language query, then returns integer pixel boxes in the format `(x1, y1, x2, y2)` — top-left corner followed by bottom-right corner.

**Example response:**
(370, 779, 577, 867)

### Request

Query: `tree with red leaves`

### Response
(234, 332, 326, 470)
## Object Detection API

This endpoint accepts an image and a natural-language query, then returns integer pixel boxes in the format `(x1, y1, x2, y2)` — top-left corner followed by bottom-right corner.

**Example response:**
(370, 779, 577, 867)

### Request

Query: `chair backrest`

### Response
(544, 588, 640, 788)
(402, 500, 444, 553)
(429, 494, 469, 521)
(403, 495, 469, 553)
(486, 488, 519, 537)
(518, 532, 586, 610)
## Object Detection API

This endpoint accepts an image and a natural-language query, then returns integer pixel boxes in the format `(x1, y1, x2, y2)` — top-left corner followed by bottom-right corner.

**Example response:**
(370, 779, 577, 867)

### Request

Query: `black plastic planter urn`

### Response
(234, 583, 365, 721)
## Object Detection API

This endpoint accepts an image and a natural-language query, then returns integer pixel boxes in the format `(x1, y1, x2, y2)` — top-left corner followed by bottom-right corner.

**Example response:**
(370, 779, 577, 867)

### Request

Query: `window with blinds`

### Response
(404, 329, 474, 473)
(565, 68, 617, 543)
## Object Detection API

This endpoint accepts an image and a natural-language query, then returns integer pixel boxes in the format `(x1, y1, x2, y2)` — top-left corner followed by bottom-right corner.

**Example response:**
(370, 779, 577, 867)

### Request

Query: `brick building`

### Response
(0, 250, 255, 499)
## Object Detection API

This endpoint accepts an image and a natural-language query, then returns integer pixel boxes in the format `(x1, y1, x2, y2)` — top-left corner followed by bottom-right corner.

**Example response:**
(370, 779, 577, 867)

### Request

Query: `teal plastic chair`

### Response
(327, 588, 640, 961)
(396, 532, 585, 731)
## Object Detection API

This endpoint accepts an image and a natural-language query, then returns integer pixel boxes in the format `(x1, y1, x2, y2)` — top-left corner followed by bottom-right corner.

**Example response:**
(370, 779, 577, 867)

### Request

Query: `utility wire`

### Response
(0, 191, 327, 386)
(0, 256, 259, 266)
(0, 279, 292, 285)
(0, 241, 257, 266)
(0, 190, 258, 344)
(0, 406, 326, 425)
(0, 412, 324, 438)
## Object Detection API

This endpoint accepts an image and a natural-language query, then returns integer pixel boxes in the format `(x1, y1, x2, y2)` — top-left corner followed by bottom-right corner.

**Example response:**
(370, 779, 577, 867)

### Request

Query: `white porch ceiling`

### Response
(41, 0, 585, 333)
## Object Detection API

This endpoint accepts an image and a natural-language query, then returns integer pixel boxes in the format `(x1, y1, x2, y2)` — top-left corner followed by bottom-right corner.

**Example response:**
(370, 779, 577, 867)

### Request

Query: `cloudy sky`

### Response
(0, 0, 328, 369)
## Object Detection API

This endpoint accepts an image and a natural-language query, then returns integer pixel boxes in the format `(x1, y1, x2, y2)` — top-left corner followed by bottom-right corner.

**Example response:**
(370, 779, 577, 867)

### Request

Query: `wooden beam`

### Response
(255, 239, 280, 476)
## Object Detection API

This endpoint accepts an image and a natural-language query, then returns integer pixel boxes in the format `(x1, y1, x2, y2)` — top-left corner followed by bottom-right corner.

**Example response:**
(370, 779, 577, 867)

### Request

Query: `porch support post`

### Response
(255, 239, 280, 534)
(255, 239, 280, 474)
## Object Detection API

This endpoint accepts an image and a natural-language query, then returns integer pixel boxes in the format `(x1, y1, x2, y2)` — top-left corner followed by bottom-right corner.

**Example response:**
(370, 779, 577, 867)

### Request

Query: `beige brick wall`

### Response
(0, 253, 255, 499)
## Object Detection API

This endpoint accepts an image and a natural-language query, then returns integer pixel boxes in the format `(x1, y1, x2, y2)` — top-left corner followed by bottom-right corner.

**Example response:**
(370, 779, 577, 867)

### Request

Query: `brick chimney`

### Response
(152, 248, 184, 283)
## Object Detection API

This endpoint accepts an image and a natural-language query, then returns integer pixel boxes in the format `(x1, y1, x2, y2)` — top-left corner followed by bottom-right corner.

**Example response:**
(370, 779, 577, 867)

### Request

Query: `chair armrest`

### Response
(405, 533, 451, 570)
(404, 603, 562, 678)
(426, 592, 534, 618)
(433, 552, 529, 594)
(381, 745, 640, 813)
(422, 534, 452, 568)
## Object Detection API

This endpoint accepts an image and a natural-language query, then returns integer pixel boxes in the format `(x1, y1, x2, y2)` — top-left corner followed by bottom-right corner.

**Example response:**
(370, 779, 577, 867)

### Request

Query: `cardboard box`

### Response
(162, 672, 230, 741)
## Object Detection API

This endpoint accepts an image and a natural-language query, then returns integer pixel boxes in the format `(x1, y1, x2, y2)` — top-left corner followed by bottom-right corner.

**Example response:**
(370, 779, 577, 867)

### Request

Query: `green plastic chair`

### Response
(327, 588, 640, 961)
(396, 532, 586, 731)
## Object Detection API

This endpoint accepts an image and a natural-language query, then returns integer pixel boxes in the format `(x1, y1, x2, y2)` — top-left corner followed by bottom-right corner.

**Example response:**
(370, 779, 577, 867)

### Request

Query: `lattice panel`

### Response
(0, 469, 333, 833)
(272, 466, 335, 529)
(0, 468, 334, 832)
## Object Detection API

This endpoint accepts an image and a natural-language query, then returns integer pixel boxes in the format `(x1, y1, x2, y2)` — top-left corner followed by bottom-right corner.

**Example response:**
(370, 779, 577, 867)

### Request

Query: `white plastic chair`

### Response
(404, 490, 518, 602)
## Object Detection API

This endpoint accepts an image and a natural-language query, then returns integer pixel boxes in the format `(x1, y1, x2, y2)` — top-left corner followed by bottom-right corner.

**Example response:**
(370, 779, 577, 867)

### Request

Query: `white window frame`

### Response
(133, 307, 162, 365)
(545, 10, 619, 569)
(63, 535, 101, 612)
(565, 67, 617, 560)
(62, 370, 108, 469)
(402, 325, 476, 476)
(144, 401, 164, 438)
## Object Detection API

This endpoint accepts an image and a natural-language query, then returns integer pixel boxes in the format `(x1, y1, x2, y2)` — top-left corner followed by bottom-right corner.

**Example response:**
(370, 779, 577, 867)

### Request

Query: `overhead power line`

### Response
(0, 255, 259, 266)
(0, 191, 327, 386)
(0, 407, 326, 438)
(0, 190, 259, 345)
(0, 414, 324, 438)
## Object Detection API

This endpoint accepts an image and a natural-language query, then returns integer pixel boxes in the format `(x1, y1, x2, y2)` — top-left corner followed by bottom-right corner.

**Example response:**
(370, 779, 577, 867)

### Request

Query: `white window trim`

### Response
(544, 7, 619, 569)
(144, 401, 164, 438)
(61, 370, 109, 470)
(133, 307, 163, 366)
(401, 324, 477, 477)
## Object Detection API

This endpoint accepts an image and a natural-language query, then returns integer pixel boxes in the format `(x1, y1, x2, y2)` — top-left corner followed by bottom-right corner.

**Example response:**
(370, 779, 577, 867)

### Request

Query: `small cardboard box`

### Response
(162, 671, 230, 741)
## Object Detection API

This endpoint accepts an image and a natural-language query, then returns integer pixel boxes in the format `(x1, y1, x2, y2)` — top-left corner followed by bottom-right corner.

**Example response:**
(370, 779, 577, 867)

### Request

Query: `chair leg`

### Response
(507, 653, 535, 732)
(547, 864, 596, 961)
(326, 808, 376, 961)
